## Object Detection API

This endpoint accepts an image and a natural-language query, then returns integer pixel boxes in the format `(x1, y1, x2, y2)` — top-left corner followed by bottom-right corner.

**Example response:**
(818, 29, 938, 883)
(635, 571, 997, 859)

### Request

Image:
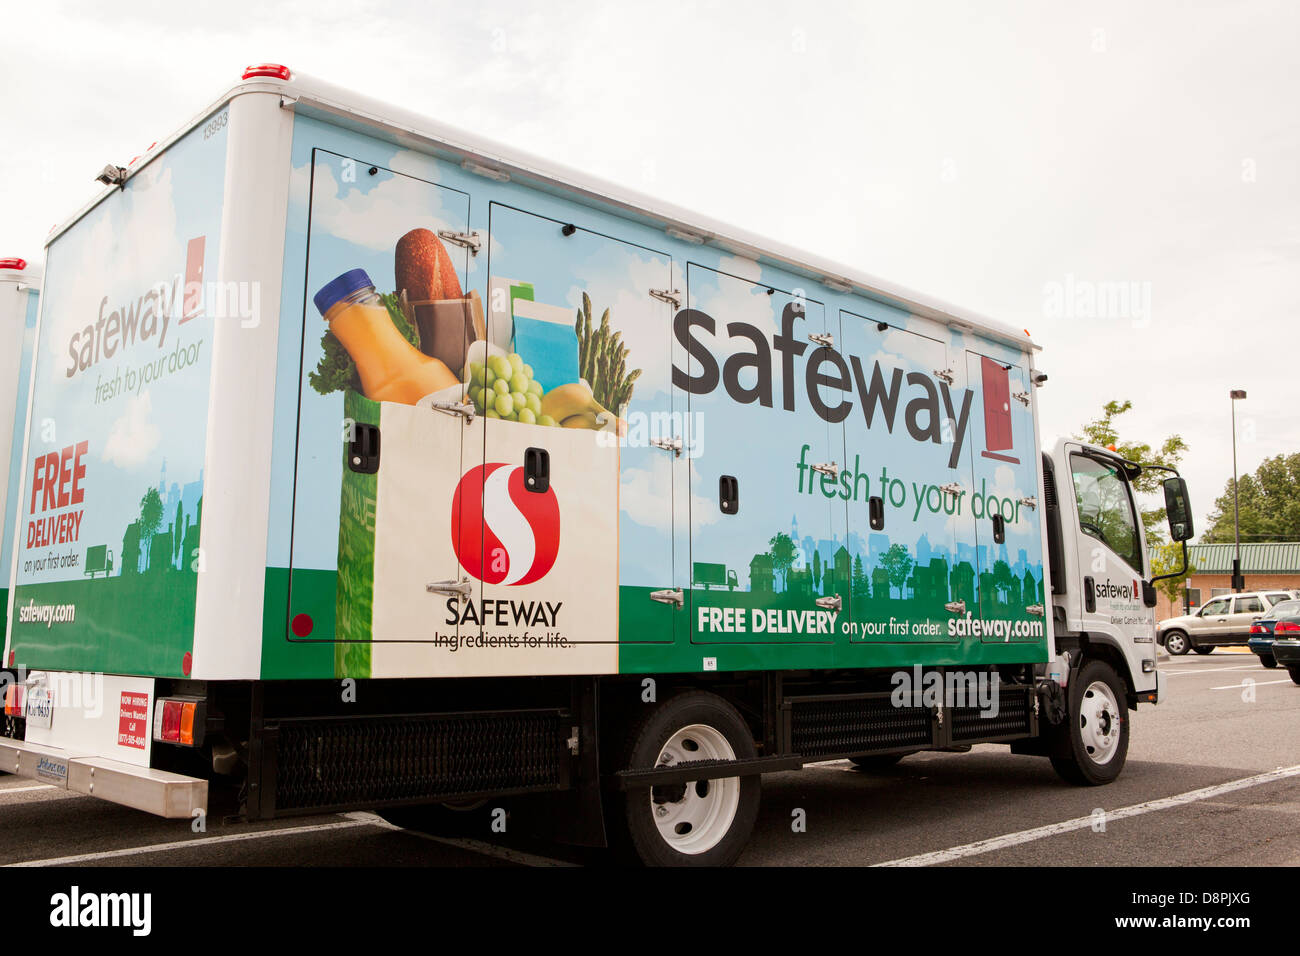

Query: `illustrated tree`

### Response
(172, 499, 184, 563)
(138, 487, 163, 571)
(1201, 453, 1300, 543)
(812, 549, 822, 591)
(993, 559, 1013, 605)
(852, 554, 868, 599)
(1076, 399, 1188, 549)
(768, 532, 797, 592)
(880, 544, 913, 599)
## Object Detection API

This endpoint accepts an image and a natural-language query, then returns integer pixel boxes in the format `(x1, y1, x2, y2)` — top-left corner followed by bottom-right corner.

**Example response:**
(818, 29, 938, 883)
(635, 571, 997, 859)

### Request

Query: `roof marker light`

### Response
(460, 160, 510, 183)
(0, 258, 28, 271)
(243, 63, 292, 81)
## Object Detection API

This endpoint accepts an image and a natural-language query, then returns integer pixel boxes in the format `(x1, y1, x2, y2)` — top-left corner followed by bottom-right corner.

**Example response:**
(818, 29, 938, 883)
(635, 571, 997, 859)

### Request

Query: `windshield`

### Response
(1070, 453, 1144, 572)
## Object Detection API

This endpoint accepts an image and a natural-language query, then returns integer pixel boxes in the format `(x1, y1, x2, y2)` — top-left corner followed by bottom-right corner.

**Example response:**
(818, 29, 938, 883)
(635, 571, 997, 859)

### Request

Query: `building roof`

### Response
(1188, 542, 1300, 574)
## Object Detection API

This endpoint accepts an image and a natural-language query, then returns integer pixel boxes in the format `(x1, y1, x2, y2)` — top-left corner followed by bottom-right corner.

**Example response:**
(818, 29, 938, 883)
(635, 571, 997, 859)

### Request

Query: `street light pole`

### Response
(1230, 389, 1247, 592)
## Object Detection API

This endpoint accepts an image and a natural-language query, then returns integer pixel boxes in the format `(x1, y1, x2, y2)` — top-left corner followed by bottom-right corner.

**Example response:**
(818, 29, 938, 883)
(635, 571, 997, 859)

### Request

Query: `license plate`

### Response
(25, 687, 53, 729)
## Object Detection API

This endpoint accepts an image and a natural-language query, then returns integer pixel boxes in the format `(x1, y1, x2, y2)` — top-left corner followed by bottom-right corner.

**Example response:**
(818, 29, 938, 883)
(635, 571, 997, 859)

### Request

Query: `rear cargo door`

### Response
(476, 204, 677, 659)
(965, 350, 1045, 641)
(289, 149, 470, 675)
(684, 265, 843, 645)
(840, 312, 963, 642)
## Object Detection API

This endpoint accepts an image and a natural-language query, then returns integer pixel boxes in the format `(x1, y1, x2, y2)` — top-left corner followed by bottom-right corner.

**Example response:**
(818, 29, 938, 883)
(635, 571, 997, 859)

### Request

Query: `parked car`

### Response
(1248, 599, 1300, 668)
(1157, 590, 1300, 655)
(1272, 636, 1300, 684)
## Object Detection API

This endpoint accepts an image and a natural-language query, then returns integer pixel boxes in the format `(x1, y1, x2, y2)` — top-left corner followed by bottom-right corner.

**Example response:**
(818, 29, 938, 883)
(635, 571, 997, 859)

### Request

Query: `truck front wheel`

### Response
(1049, 660, 1129, 786)
(611, 691, 760, 866)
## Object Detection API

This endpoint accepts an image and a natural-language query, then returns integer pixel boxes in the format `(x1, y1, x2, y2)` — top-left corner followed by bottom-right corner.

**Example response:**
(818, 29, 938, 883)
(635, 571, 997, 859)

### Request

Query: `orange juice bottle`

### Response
(313, 269, 459, 404)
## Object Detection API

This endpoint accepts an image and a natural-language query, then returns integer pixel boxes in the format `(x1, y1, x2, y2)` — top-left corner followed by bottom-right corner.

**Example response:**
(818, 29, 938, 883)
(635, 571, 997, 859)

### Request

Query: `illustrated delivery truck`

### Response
(1, 65, 1194, 865)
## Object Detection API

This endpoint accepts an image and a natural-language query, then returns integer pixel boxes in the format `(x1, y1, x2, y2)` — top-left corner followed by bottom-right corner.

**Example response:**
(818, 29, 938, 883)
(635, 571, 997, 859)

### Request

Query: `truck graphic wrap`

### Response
(1, 279, 38, 640)
(6, 112, 228, 676)
(272, 111, 1046, 681)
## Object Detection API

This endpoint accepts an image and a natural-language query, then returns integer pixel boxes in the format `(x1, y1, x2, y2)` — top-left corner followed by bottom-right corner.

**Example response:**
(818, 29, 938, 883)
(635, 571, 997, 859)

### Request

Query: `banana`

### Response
(541, 382, 608, 424)
(561, 412, 601, 429)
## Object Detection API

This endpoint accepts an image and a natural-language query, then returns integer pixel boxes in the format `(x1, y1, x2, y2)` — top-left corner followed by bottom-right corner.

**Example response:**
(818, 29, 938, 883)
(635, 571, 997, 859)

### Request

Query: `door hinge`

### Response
(939, 482, 963, 497)
(811, 462, 839, 479)
(934, 705, 944, 727)
(650, 588, 684, 608)
(1025, 604, 1044, 616)
(1018, 495, 1038, 510)
(427, 577, 473, 597)
(814, 594, 842, 612)
(437, 230, 482, 256)
(934, 368, 955, 385)
(649, 288, 681, 309)
(430, 400, 475, 424)
(650, 436, 683, 457)
(566, 726, 580, 755)
(1013, 390, 1031, 406)
(807, 331, 834, 348)
(945, 600, 967, 614)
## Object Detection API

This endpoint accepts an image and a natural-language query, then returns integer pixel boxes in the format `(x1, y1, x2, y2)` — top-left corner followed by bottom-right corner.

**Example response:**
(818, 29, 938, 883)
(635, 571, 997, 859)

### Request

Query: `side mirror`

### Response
(1163, 476, 1194, 542)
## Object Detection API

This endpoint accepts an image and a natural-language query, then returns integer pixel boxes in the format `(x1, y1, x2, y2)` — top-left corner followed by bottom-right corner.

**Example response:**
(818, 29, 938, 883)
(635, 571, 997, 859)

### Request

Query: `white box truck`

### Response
(0, 257, 39, 654)
(1, 64, 1192, 864)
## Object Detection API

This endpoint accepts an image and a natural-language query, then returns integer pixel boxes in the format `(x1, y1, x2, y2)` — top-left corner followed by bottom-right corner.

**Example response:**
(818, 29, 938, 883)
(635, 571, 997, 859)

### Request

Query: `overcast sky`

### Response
(4, 0, 1296, 537)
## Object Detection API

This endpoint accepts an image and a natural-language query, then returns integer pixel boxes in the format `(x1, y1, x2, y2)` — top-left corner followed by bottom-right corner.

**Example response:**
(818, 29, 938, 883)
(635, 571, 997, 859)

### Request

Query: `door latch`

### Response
(811, 462, 839, 479)
(650, 588, 684, 608)
(992, 513, 1006, 544)
(719, 475, 739, 515)
(934, 368, 955, 385)
(939, 482, 963, 497)
(649, 288, 681, 309)
(427, 577, 473, 597)
(807, 332, 834, 348)
(945, 600, 967, 614)
(1025, 604, 1045, 616)
(650, 436, 683, 457)
(869, 495, 885, 531)
(1018, 495, 1038, 510)
(524, 446, 549, 493)
(814, 594, 842, 612)
(347, 423, 380, 474)
(1013, 391, 1031, 406)
(436, 230, 482, 256)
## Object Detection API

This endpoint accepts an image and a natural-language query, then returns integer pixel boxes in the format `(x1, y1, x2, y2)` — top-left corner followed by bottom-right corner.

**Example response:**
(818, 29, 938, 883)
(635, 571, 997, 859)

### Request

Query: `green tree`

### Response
(1076, 400, 1188, 548)
(1151, 542, 1197, 605)
(1202, 453, 1300, 543)
(768, 533, 797, 592)
(880, 544, 913, 599)
(852, 554, 868, 598)
(138, 487, 163, 571)
(812, 549, 822, 590)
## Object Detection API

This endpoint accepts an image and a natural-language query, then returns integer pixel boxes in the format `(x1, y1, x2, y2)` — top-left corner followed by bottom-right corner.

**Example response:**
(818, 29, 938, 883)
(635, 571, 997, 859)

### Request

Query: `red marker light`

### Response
(0, 258, 27, 271)
(242, 63, 291, 81)
(181, 651, 193, 676)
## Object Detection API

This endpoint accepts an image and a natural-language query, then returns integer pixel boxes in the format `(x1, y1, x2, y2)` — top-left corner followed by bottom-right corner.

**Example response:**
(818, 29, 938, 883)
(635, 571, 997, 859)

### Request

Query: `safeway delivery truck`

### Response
(1, 65, 1194, 865)
(0, 257, 39, 649)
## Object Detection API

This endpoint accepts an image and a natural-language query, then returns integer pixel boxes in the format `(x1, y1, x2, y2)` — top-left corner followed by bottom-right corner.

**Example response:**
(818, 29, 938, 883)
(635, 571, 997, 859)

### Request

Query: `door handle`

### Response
(1083, 576, 1096, 613)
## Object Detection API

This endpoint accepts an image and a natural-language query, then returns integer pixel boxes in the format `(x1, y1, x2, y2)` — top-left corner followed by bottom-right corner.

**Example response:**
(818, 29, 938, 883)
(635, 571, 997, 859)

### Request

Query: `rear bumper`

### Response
(1247, 637, 1276, 655)
(0, 736, 207, 819)
(1272, 640, 1300, 667)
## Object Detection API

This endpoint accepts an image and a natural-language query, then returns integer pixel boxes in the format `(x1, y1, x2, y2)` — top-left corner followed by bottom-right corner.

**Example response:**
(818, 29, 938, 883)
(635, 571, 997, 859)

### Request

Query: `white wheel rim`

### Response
(650, 723, 741, 855)
(1079, 680, 1121, 765)
(1166, 633, 1185, 653)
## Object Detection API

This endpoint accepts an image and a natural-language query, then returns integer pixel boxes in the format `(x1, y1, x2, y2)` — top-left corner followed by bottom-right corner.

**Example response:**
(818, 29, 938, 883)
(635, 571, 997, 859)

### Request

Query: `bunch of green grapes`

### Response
(465, 353, 558, 426)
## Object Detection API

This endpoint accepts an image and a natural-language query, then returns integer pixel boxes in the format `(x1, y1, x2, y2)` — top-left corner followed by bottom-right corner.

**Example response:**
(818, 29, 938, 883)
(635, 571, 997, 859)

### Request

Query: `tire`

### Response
(375, 801, 488, 837)
(1049, 659, 1130, 786)
(849, 753, 907, 770)
(1163, 631, 1190, 655)
(1193, 645, 1214, 655)
(1260, 654, 1278, 669)
(1289, 668, 1300, 686)
(609, 691, 761, 867)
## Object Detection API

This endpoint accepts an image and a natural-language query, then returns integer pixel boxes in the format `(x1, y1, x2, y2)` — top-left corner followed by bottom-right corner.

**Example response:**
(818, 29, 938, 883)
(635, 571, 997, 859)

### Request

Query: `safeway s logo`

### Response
(451, 463, 560, 585)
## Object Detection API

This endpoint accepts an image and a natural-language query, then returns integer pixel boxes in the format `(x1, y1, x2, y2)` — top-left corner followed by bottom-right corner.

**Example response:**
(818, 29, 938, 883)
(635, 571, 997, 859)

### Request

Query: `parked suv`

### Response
(1157, 590, 1300, 655)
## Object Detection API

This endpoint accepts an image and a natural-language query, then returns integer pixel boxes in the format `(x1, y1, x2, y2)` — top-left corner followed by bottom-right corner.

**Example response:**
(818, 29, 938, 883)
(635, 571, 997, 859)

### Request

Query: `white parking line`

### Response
(0, 784, 55, 795)
(4, 817, 375, 867)
(873, 765, 1300, 867)
(1163, 665, 1259, 676)
(1211, 678, 1295, 690)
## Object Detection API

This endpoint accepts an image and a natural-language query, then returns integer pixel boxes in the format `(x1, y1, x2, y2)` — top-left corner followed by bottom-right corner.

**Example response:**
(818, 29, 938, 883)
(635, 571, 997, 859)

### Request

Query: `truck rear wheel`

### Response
(1049, 660, 1129, 786)
(610, 691, 760, 867)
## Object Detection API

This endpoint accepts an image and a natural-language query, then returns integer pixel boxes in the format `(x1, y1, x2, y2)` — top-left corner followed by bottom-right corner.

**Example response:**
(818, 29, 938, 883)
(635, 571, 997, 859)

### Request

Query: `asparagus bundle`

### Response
(575, 292, 642, 412)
